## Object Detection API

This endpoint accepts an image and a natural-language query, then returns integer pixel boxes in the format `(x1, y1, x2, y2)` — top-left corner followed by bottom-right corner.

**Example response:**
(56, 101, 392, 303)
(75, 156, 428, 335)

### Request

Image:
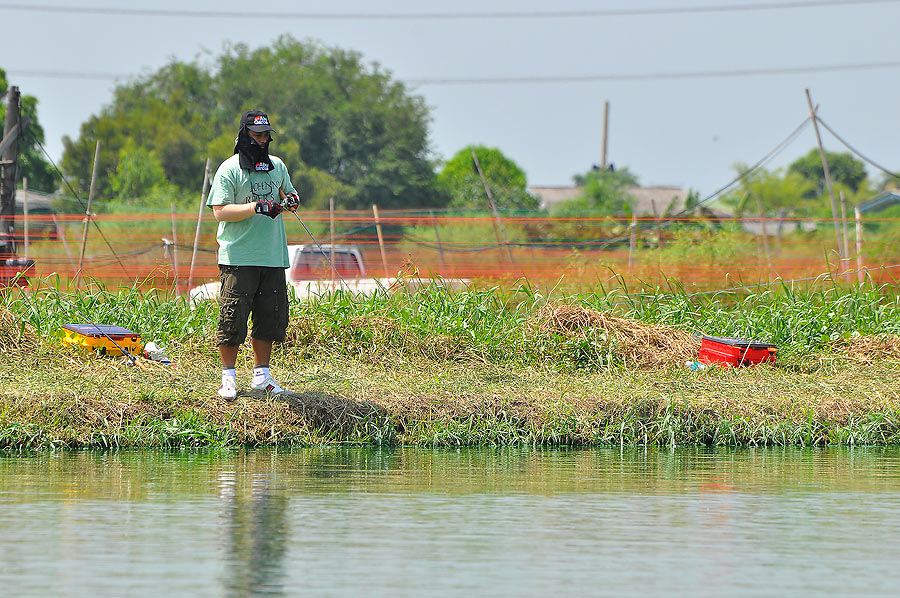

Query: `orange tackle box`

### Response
(61, 324, 143, 357)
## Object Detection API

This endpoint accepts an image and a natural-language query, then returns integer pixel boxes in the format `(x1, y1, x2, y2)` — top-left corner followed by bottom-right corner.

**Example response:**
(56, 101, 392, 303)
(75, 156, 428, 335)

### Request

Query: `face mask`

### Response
(234, 128, 274, 172)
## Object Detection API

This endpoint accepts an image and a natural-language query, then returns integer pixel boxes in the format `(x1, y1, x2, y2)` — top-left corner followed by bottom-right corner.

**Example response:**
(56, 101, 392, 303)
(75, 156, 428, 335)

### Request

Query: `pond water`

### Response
(1, 447, 899, 597)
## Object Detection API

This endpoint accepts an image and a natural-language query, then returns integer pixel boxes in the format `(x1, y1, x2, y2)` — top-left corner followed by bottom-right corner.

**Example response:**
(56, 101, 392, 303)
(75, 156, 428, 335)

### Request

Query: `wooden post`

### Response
(430, 210, 447, 269)
(22, 177, 29, 259)
(329, 197, 335, 286)
(170, 202, 179, 294)
(471, 150, 515, 264)
(372, 204, 389, 277)
(76, 139, 101, 286)
(756, 195, 773, 279)
(601, 100, 610, 170)
(188, 157, 211, 291)
(855, 206, 864, 284)
(628, 211, 637, 274)
(805, 89, 845, 259)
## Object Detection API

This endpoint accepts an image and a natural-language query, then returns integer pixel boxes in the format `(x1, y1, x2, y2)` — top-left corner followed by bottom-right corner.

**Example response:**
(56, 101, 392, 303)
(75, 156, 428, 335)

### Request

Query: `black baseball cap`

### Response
(240, 110, 276, 133)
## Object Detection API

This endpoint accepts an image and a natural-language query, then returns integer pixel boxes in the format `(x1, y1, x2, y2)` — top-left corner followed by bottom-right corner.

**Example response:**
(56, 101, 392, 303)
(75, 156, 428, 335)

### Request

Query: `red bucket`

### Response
(698, 335, 777, 367)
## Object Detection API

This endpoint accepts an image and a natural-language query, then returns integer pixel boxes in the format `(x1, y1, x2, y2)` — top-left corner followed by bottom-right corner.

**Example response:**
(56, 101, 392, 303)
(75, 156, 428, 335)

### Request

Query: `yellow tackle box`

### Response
(61, 324, 143, 357)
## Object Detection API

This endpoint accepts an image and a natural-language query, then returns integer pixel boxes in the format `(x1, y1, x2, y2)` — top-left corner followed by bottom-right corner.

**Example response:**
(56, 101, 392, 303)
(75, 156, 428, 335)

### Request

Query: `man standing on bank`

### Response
(207, 110, 301, 399)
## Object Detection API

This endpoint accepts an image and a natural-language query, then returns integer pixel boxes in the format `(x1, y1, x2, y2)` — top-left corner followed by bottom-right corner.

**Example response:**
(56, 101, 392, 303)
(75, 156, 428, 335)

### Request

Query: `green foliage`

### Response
(723, 157, 880, 220)
(554, 166, 639, 216)
(721, 165, 816, 216)
(649, 223, 747, 267)
(0, 67, 56, 192)
(789, 149, 868, 197)
(437, 145, 537, 211)
(61, 37, 438, 210)
(109, 141, 174, 202)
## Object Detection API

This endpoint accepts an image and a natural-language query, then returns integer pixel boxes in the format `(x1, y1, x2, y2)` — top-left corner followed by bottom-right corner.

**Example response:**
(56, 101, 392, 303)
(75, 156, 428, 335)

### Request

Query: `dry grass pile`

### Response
(0, 306, 40, 350)
(832, 334, 900, 362)
(534, 302, 699, 369)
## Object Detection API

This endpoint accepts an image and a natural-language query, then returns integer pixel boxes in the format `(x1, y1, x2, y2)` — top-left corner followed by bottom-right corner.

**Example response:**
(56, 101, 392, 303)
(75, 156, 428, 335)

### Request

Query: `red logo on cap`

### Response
(253, 116, 269, 125)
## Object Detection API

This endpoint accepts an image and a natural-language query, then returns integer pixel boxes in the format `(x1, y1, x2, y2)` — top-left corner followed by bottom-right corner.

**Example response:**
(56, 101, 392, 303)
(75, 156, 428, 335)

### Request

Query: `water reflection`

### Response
(218, 466, 288, 598)
(2, 447, 900, 597)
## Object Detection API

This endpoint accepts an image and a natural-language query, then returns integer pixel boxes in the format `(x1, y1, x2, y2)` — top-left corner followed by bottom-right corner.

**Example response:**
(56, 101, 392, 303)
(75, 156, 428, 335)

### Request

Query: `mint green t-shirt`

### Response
(206, 154, 298, 268)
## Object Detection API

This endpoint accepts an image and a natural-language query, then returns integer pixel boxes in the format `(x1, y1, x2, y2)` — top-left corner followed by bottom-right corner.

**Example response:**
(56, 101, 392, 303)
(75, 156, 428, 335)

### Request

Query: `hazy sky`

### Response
(3, 0, 899, 197)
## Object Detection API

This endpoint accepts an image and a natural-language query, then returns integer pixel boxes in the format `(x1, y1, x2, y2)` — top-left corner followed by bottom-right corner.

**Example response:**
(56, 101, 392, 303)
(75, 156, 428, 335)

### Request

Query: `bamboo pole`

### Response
(188, 157, 212, 291)
(805, 89, 845, 259)
(22, 177, 28, 259)
(76, 140, 101, 287)
(651, 199, 662, 249)
(51, 213, 76, 273)
(776, 208, 786, 255)
(431, 210, 447, 270)
(756, 195, 773, 278)
(329, 197, 335, 286)
(839, 189, 850, 277)
(855, 206, 865, 284)
(372, 204, 389, 277)
(170, 202, 179, 294)
(471, 150, 514, 264)
(628, 212, 637, 274)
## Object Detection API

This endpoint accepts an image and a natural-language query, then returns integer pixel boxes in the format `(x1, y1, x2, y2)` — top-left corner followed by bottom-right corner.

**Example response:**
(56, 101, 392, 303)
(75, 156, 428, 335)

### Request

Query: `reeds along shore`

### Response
(1, 279, 900, 449)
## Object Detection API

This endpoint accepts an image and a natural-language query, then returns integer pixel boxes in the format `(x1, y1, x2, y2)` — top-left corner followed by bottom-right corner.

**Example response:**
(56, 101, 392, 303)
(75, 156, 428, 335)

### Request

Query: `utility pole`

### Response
(601, 100, 610, 170)
(805, 89, 844, 259)
(1, 86, 21, 255)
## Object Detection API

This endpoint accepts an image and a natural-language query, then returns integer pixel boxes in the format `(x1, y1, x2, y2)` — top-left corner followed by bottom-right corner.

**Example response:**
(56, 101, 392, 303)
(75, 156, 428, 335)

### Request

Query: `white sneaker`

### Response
(250, 374, 286, 395)
(218, 376, 237, 400)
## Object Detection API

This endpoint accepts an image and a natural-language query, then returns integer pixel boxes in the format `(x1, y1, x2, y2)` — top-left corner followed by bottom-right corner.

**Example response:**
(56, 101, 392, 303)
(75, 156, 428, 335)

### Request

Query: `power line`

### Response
(816, 117, 900, 180)
(10, 60, 900, 86)
(584, 116, 812, 252)
(1, 0, 897, 19)
(405, 62, 900, 85)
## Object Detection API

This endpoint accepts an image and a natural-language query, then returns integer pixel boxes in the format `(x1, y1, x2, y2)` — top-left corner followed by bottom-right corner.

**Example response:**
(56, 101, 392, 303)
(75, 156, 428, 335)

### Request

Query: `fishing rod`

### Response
(278, 190, 393, 295)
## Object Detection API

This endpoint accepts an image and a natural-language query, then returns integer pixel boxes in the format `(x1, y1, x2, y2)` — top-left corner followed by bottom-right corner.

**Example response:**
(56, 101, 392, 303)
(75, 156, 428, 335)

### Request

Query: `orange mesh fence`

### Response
(6, 211, 900, 291)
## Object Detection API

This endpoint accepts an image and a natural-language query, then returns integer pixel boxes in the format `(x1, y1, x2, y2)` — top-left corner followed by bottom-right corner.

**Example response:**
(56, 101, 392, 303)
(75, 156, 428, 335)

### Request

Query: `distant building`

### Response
(527, 184, 687, 215)
(858, 189, 900, 213)
(526, 186, 580, 210)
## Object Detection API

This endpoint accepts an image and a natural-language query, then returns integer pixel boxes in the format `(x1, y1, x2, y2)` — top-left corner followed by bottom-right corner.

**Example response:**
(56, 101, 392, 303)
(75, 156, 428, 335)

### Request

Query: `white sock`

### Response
(252, 366, 270, 383)
(222, 367, 236, 382)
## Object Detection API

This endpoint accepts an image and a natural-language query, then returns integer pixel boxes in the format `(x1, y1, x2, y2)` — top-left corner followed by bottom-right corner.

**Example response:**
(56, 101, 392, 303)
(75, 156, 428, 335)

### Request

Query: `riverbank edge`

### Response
(3, 353, 900, 449)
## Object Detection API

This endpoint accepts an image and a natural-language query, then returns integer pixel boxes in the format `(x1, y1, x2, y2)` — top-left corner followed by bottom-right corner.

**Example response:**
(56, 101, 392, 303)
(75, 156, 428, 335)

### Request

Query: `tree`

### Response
(721, 164, 815, 216)
(437, 145, 537, 211)
(109, 140, 173, 203)
(0, 68, 56, 192)
(788, 149, 867, 198)
(554, 166, 639, 215)
(61, 36, 439, 209)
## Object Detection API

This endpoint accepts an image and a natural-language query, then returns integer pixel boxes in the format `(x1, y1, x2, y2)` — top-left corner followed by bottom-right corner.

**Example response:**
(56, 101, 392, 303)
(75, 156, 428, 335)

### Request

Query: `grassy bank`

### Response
(2, 279, 899, 449)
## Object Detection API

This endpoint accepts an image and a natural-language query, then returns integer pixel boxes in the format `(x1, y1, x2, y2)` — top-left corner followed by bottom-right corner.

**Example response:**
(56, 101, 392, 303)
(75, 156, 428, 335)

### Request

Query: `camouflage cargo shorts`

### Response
(216, 265, 289, 345)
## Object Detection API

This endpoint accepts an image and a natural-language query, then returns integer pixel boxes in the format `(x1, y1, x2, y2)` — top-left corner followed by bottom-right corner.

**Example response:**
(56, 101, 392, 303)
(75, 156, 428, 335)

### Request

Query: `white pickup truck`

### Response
(189, 244, 466, 302)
